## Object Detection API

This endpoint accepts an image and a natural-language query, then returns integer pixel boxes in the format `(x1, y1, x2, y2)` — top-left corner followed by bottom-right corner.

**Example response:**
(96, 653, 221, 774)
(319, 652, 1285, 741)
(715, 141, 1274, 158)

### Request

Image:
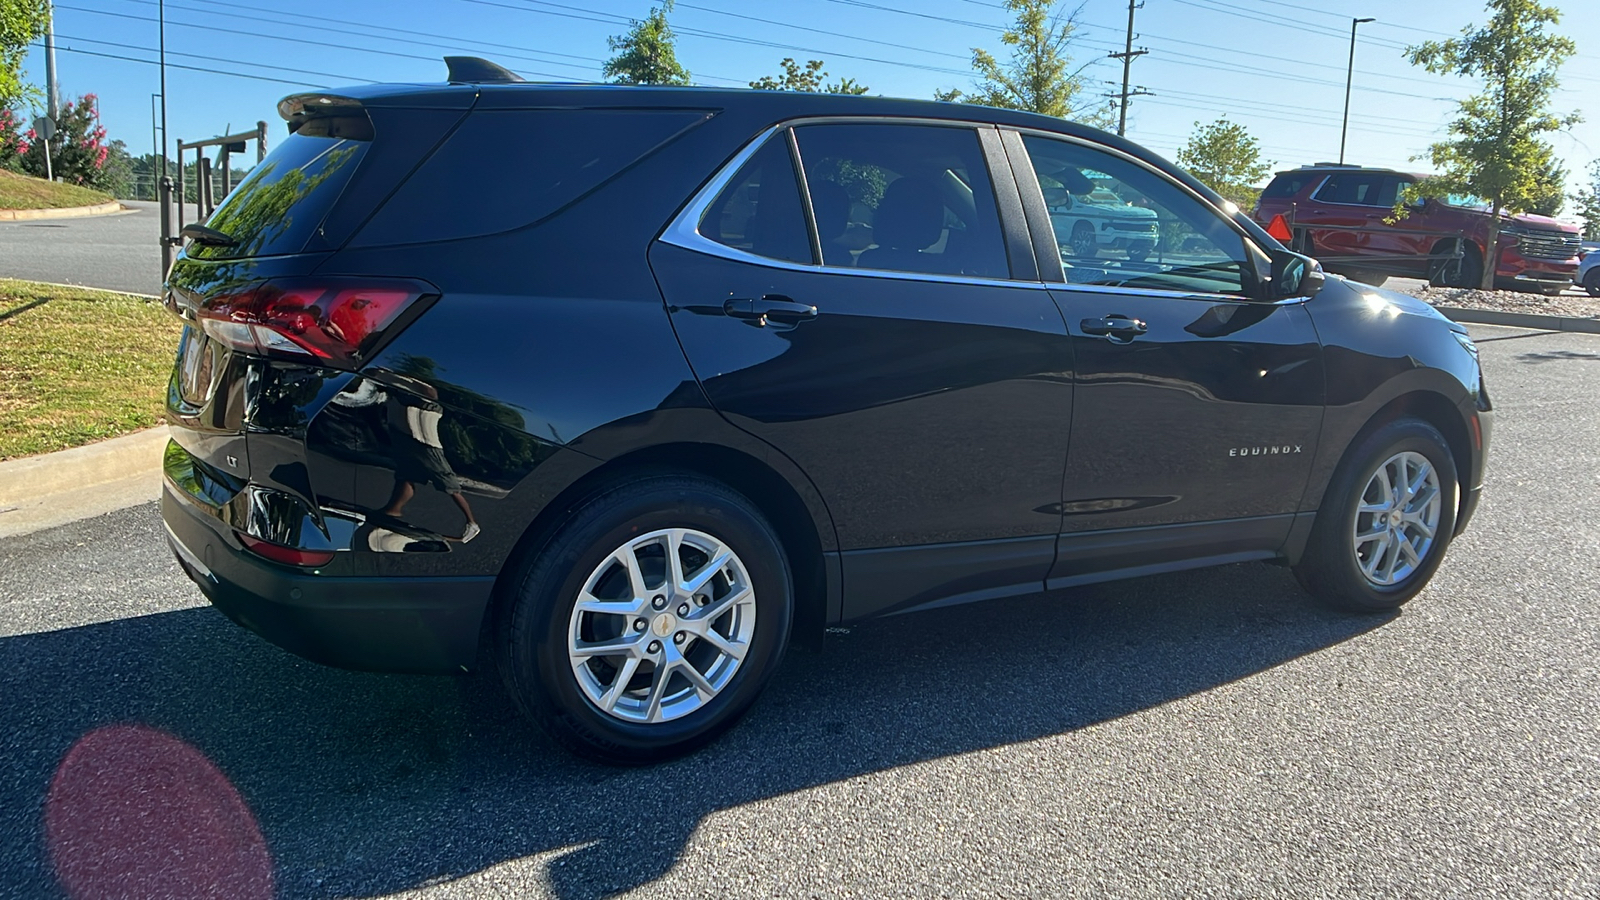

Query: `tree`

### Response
(1401, 0, 1579, 289)
(1176, 118, 1272, 209)
(1574, 161, 1600, 240)
(1525, 143, 1566, 217)
(936, 0, 1104, 123)
(0, 0, 48, 108)
(602, 1, 690, 86)
(750, 58, 868, 95)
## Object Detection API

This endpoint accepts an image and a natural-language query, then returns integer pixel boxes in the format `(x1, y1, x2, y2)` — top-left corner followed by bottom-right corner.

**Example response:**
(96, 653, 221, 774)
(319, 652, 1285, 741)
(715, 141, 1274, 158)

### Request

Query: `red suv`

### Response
(1254, 165, 1581, 293)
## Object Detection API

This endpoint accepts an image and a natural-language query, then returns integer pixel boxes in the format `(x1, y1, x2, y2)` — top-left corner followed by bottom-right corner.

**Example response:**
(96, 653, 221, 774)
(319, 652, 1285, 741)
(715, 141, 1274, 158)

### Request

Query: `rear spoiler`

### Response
(277, 94, 374, 138)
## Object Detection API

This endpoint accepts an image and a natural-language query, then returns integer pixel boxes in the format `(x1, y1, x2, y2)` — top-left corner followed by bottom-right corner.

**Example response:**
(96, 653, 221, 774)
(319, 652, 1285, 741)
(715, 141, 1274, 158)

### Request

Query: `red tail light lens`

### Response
(237, 533, 336, 567)
(196, 278, 433, 369)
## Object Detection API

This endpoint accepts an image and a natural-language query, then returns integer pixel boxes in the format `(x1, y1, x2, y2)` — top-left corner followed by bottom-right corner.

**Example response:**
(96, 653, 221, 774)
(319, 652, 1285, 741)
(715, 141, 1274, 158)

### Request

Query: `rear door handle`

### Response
(724, 295, 818, 327)
(1080, 315, 1148, 339)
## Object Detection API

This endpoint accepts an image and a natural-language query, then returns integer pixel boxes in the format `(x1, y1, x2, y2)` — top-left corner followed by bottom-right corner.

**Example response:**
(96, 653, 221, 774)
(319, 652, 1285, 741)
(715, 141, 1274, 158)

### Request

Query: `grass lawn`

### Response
(0, 279, 180, 460)
(0, 169, 112, 210)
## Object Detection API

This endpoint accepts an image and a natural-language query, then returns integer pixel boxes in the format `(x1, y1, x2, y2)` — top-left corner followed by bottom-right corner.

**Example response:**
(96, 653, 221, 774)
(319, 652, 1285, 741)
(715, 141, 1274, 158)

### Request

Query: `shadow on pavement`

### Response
(0, 562, 1387, 898)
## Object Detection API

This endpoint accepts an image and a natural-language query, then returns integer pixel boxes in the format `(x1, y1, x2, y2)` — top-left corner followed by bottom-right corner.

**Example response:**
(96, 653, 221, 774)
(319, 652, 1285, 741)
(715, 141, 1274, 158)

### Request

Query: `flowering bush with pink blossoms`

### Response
(2, 94, 114, 189)
(0, 106, 26, 171)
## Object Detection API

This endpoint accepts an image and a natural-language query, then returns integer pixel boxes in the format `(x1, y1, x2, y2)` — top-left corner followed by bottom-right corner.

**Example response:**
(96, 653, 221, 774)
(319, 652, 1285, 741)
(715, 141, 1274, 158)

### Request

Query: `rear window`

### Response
(191, 115, 371, 259)
(1260, 173, 1315, 200)
(350, 108, 709, 247)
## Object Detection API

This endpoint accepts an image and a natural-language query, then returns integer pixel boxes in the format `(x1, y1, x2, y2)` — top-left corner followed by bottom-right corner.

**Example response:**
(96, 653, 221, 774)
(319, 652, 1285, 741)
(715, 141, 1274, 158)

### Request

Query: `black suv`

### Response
(162, 59, 1491, 763)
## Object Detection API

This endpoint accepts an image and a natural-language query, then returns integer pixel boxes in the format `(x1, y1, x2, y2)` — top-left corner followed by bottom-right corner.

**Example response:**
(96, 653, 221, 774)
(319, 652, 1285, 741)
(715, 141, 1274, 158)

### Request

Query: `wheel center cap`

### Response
(651, 614, 676, 638)
(1388, 509, 1403, 527)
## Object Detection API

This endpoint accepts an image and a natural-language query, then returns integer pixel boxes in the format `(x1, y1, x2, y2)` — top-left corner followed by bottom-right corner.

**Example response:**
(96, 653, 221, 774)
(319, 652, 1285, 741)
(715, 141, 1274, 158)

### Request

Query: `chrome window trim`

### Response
(658, 117, 1311, 304)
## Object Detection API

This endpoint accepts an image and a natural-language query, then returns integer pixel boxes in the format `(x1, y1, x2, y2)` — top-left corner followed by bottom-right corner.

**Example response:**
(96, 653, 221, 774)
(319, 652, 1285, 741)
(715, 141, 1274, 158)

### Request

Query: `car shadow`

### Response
(0, 562, 1388, 899)
(1514, 348, 1600, 364)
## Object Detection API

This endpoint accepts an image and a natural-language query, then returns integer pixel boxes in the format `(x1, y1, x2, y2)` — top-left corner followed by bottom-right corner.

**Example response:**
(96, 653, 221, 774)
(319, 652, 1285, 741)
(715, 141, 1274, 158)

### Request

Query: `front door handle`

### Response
(1080, 315, 1148, 339)
(724, 295, 818, 327)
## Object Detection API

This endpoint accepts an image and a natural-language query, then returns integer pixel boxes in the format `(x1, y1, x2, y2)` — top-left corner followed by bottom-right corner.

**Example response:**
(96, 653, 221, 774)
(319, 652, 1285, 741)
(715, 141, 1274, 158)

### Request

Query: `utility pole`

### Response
(1107, 0, 1149, 137)
(1339, 17, 1376, 165)
(158, 0, 175, 281)
(43, 1, 59, 122)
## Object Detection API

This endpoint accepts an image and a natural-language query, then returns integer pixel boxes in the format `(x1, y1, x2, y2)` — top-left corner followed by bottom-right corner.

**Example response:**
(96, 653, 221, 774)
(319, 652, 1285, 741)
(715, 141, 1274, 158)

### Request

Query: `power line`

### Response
(40, 41, 334, 88)
(58, 3, 590, 82)
(110, 0, 605, 76)
(56, 31, 378, 84)
(670, 2, 973, 62)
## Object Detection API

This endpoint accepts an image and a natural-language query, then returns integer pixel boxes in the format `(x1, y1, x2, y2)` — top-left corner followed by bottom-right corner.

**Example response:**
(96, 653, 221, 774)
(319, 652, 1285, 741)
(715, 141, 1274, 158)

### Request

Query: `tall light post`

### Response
(1339, 16, 1375, 165)
(150, 93, 162, 199)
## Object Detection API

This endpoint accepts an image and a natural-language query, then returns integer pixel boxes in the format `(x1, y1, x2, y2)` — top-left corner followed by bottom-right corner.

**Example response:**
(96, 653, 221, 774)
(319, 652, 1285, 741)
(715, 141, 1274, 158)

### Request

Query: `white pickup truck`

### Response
(1043, 183, 1161, 262)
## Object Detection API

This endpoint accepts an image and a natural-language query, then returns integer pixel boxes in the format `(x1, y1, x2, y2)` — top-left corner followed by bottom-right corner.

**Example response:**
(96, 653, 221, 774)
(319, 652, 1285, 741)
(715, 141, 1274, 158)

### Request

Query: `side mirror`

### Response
(1267, 247, 1324, 300)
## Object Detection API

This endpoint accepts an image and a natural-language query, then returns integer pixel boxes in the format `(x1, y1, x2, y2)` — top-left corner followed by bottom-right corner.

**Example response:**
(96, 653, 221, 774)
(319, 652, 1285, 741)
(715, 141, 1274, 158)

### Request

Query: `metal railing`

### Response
(158, 121, 269, 283)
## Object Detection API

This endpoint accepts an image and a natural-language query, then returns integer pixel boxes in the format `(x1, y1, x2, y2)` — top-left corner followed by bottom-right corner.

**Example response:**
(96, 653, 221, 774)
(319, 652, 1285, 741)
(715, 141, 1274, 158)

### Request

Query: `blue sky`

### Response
(20, 0, 1600, 204)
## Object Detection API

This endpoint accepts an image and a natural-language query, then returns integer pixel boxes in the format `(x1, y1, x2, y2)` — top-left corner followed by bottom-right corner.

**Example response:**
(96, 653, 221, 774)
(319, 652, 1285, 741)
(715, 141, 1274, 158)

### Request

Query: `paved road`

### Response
(2, 324, 1597, 898)
(0, 200, 163, 296)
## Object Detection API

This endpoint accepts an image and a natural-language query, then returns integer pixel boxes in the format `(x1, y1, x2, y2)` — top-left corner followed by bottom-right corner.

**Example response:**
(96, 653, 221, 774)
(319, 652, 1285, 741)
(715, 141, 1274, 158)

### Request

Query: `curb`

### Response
(1432, 306, 1600, 335)
(0, 199, 125, 221)
(0, 278, 159, 300)
(0, 427, 168, 507)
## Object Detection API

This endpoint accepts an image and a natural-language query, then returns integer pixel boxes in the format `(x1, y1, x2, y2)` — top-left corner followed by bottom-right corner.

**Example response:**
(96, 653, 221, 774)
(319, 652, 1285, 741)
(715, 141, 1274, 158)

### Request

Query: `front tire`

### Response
(1294, 418, 1459, 613)
(1070, 221, 1098, 258)
(1585, 268, 1600, 298)
(497, 475, 792, 764)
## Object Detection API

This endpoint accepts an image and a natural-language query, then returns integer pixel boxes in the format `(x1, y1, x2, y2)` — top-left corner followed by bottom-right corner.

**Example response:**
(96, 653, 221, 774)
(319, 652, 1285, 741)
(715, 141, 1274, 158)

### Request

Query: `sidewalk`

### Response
(0, 427, 167, 539)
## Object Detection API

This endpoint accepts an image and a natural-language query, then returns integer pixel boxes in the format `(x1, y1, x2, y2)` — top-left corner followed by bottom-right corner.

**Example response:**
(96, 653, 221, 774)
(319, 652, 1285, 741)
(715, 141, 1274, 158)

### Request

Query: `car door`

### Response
(1006, 131, 1325, 586)
(650, 120, 1075, 620)
(1308, 171, 1395, 264)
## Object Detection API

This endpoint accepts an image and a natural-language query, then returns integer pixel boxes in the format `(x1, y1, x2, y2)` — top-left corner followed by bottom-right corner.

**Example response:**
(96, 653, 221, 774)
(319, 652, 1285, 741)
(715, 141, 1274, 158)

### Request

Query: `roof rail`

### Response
(444, 56, 525, 85)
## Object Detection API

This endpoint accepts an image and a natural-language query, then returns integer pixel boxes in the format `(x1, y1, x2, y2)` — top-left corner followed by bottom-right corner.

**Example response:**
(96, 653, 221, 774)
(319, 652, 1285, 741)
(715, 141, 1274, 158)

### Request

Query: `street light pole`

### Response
(150, 93, 162, 200)
(158, 0, 174, 282)
(1339, 16, 1375, 165)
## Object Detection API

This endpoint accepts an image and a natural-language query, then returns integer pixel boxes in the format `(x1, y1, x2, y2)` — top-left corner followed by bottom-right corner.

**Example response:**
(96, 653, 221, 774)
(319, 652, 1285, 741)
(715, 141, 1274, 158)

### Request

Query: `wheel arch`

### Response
(488, 441, 836, 655)
(1320, 389, 1475, 521)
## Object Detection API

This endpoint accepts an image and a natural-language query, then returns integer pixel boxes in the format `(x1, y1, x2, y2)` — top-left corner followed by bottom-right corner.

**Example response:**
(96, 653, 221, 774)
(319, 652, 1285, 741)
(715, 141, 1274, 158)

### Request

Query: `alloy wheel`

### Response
(1352, 450, 1442, 587)
(567, 528, 756, 724)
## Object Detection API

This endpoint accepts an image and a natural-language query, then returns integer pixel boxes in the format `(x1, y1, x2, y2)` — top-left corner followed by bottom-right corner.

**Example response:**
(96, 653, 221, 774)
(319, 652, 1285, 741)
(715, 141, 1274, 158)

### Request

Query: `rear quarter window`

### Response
(1260, 173, 1314, 200)
(350, 108, 710, 247)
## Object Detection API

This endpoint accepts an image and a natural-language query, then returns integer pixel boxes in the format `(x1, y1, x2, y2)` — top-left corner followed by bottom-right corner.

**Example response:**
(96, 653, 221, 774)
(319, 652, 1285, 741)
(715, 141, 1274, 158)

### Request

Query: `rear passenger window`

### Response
(699, 136, 813, 265)
(352, 108, 708, 247)
(792, 123, 1010, 279)
(1315, 173, 1385, 206)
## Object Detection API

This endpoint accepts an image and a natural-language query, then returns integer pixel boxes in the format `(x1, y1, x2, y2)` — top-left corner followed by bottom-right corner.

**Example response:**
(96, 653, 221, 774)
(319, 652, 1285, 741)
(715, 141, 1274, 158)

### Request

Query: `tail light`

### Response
(237, 533, 335, 567)
(195, 278, 435, 369)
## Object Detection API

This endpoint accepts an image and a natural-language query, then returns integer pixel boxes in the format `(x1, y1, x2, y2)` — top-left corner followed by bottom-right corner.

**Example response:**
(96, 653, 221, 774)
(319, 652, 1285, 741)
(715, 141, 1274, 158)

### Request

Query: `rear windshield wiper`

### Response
(180, 223, 238, 247)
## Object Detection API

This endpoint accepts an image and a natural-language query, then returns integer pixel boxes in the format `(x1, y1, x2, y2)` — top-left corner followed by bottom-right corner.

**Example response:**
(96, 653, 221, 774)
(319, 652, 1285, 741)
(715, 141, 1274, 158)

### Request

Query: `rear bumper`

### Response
(162, 483, 494, 674)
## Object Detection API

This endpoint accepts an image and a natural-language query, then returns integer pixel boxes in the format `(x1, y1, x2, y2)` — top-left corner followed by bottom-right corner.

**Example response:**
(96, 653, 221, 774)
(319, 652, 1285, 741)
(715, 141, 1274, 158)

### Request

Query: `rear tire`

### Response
(1428, 243, 1483, 289)
(497, 475, 792, 764)
(1293, 418, 1459, 613)
(1585, 268, 1600, 298)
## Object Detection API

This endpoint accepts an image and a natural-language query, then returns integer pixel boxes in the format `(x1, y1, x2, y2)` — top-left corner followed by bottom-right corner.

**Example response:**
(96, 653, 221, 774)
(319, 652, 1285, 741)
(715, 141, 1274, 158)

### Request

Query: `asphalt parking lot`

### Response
(1, 323, 1596, 898)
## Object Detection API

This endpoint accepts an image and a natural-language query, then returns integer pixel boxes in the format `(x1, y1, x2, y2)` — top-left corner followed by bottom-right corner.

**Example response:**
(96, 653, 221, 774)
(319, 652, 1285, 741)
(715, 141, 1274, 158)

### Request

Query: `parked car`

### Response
(161, 59, 1491, 763)
(1253, 164, 1581, 293)
(1041, 175, 1161, 261)
(1580, 241, 1600, 296)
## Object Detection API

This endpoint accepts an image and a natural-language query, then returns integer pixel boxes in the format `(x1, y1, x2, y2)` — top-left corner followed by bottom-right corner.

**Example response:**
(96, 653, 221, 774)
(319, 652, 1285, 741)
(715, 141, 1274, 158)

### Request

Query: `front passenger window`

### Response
(1020, 134, 1254, 296)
